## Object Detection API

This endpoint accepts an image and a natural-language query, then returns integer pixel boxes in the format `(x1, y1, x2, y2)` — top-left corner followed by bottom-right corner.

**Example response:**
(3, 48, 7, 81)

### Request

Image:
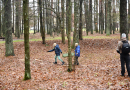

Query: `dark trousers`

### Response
(120, 54, 130, 76)
(74, 56, 79, 65)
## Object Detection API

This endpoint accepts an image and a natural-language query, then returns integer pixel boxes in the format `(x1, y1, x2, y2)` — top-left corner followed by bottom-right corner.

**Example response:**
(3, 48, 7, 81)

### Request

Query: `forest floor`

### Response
(1, 32, 130, 89)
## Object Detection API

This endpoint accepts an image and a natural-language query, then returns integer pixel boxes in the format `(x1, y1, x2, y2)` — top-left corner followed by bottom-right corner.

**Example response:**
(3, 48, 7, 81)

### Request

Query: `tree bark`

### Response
(0, 0, 1, 37)
(120, 0, 128, 39)
(4, 0, 15, 56)
(84, 0, 89, 35)
(61, 0, 65, 44)
(73, 0, 79, 48)
(106, 0, 111, 36)
(15, 0, 20, 38)
(23, 0, 31, 80)
(89, 0, 93, 34)
(79, 0, 83, 40)
(67, 0, 72, 72)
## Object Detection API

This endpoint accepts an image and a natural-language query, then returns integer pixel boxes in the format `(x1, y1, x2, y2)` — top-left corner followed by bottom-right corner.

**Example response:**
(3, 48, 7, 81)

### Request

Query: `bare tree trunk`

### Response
(0, 0, 1, 37)
(79, 0, 83, 40)
(73, 0, 79, 48)
(84, 0, 89, 35)
(106, 0, 111, 36)
(67, 0, 72, 72)
(113, 0, 116, 34)
(120, 0, 128, 39)
(23, 0, 31, 80)
(89, 0, 93, 34)
(33, 0, 36, 34)
(4, 0, 15, 56)
(15, 0, 20, 38)
(61, 0, 65, 44)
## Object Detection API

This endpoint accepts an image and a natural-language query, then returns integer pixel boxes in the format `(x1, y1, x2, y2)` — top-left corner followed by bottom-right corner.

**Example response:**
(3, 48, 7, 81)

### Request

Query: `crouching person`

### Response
(47, 43, 65, 65)
(116, 33, 130, 77)
(74, 43, 80, 65)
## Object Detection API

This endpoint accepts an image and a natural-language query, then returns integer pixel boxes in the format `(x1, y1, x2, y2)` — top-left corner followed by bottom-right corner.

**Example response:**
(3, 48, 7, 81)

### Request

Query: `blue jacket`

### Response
(75, 45, 80, 57)
(48, 44, 62, 56)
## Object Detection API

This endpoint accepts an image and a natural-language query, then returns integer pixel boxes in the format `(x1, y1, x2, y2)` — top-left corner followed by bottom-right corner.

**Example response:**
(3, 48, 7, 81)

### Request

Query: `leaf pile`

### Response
(0, 39, 130, 90)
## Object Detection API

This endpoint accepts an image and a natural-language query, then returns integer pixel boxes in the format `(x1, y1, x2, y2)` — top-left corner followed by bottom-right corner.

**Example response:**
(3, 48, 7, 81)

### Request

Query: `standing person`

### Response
(74, 43, 80, 65)
(116, 33, 130, 77)
(47, 43, 65, 65)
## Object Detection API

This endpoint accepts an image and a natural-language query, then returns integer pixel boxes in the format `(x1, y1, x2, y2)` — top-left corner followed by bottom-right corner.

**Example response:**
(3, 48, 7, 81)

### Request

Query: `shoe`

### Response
(62, 62, 65, 65)
(53, 62, 57, 64)
(121, 74, 124, 77)
(77, 63, 79, 65)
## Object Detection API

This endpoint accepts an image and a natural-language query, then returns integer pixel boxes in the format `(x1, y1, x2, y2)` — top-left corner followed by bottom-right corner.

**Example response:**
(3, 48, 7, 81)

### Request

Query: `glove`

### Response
(117, 50, 120, 54)
(47, 51, 49, 52)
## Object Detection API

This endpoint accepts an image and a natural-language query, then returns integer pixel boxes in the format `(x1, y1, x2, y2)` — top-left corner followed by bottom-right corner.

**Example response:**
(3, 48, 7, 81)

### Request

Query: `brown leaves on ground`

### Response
(0, 39, 130, 90)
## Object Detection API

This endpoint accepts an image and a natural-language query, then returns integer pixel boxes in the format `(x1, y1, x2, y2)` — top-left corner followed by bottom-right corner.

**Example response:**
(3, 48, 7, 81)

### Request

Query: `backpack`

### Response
(122, 41, 130, 54)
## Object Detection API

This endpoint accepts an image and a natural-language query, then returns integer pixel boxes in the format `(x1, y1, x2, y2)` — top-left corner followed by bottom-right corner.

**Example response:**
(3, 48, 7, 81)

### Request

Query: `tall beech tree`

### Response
(61, 0, 65, 44)
(120, 0, 128, 39)
(89, 0, 93, 34)
(73, 0, 79, 48)
(15, 0, 20, 38)
(23, 0, 31, 80)
(0, 0, 1, 37)
(79, 0, 83, 40)
(4, 0, 15, 56)
(106, 0, 111, 36)
(39, 0, 45, 44)
(67, 0, 72, 72)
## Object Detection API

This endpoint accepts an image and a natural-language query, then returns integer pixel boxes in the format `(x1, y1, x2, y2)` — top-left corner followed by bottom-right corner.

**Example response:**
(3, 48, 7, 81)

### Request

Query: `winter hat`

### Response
(122, 33, 126, 38)
(53, 43, 56, 47)
(75, 43, 78, 47)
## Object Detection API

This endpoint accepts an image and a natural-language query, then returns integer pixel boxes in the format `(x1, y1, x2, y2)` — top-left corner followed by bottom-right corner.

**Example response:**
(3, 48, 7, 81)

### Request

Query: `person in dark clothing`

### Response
(117, 33, 130, 77)
(47, 43, 65, 65)
(74, 43, 80, 65)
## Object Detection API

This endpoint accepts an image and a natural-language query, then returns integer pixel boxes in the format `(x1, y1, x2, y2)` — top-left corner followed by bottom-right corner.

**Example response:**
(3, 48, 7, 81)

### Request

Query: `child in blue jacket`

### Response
(74, 43, 80, 65)
(47, 43, 65, 65)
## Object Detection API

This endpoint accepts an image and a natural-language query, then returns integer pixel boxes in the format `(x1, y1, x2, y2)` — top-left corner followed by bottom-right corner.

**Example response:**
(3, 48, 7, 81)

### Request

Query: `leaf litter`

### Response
(0, 39, 130, 89)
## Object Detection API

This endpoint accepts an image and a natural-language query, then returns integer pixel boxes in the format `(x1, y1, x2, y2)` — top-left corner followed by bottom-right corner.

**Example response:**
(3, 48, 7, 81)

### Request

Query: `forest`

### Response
(0, 0, 130, 89)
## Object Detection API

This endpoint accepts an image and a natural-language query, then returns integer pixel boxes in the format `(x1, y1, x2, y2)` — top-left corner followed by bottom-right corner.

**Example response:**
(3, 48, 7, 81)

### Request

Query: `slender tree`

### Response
(15, 0, 20, 38)
(120, 0, 128, 39)
(39, 0, 45, 44)
(33, 0, 36, 34)
(4, 0, 14, 56)
(0, 0, 1, 37)
(66, 0, 68, 36)
(12, 0, 14, 33)
(89, 0, 93, 34)
(79, 0, 83, 40)
(61, 0, 65, 44)
(106, 0, 111, 36)
(73, 0, 79, 48)
(113, 0, 116, 34)
(84, 0, 89, 35)
(23, 0, 31, 80)
(94, 0, 98, 33)
(2, 1, 5, 36)
(128, 0, 130, 33)
(67, 0, 72, 72)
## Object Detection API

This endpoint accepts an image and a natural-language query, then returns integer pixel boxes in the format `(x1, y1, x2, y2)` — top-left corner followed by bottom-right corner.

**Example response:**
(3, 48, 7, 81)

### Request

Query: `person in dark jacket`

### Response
(74, 43, 80, 65)
(116, 33, 130, 77)
(47, 43, 65, 65)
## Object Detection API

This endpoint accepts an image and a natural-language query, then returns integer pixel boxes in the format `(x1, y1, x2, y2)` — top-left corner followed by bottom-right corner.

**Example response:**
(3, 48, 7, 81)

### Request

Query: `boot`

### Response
(53, 62, 57, 64)
(62, 61, 65, 65)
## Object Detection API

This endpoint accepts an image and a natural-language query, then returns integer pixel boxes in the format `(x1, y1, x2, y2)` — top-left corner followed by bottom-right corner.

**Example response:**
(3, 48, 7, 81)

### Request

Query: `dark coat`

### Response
(48, 44, 62, 56)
